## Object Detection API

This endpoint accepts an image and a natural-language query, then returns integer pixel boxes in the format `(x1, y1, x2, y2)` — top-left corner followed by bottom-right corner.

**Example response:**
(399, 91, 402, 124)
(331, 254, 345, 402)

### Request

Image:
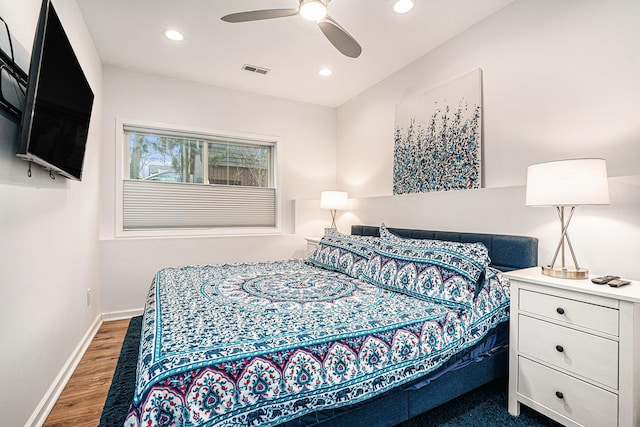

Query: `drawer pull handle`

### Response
(555, 345, 564, 353)
(555, 391, 564, 399)
(556, 307, 565, 315)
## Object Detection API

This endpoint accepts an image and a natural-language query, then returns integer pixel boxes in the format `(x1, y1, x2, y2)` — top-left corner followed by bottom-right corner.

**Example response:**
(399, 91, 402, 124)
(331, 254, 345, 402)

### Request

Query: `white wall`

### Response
(99, 67, 337, 314)
(0, 0, 102, 425)
(330, 0, 640, 279)
(337, 0, 640, 195)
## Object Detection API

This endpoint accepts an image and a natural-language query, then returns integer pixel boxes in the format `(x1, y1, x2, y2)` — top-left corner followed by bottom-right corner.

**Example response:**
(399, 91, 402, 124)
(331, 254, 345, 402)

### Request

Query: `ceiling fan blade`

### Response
(221, 8, 299, 23)
(317, 16, 362, 58)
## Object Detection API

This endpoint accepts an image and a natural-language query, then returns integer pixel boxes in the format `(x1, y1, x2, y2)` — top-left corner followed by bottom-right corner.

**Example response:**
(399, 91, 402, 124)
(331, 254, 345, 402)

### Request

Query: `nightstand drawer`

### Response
(518, 357, 618, 427)
(519, 315, 618, 389)
(519, 288, 618, 336)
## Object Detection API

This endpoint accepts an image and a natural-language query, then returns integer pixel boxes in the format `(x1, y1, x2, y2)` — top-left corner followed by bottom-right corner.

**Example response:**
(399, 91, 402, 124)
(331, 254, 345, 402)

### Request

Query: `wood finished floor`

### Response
(44, 319, 129, 427)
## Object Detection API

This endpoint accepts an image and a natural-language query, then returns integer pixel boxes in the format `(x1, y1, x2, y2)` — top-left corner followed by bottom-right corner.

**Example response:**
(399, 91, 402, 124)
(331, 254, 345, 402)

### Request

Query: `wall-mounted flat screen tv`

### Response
(17, 0, 94, 181)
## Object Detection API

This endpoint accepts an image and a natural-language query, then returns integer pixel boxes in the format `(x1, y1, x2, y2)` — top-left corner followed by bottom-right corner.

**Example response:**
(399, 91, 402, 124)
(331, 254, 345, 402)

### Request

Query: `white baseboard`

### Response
(101, 308, 144, 321)
(26, 314, 102, 427)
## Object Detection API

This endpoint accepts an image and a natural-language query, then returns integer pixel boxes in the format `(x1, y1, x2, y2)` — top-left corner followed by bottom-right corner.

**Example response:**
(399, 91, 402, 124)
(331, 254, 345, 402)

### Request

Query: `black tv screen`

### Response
(17, 0, 94, 181)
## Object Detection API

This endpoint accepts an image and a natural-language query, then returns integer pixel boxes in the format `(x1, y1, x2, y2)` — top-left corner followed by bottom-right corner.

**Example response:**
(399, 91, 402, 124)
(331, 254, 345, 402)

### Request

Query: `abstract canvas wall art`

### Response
(393, 69, 482, 194)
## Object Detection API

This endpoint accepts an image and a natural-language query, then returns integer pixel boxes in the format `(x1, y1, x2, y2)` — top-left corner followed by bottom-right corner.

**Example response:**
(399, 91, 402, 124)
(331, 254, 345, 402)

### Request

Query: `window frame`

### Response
(114, 118, 281, 238)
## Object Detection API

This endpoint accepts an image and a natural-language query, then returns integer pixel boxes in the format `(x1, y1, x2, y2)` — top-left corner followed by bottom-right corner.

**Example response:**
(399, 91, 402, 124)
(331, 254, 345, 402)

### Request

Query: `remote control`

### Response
(591, 275, 620, 285)
(608, 279, 631, 287)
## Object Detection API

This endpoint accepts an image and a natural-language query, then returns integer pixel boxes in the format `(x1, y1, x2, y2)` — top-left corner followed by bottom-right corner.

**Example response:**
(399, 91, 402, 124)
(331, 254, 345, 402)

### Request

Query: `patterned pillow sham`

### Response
(378, 224, 491, 283)
(361, 225, 491, 308)
(307, 230, 376, 279)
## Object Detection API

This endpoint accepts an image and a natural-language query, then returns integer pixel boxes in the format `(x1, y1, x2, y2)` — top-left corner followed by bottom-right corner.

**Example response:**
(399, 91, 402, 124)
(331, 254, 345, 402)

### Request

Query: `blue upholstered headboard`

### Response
(351, 225, 538, 272)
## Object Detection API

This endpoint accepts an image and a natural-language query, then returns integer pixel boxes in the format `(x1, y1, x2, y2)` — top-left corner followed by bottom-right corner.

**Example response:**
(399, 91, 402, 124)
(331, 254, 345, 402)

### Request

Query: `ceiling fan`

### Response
(221, 0, 362, 58)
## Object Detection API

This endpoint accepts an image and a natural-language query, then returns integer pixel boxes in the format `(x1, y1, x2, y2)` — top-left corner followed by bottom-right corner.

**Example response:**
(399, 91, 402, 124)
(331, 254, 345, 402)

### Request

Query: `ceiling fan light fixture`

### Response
(219, 0, 360, 58)
(393, 0, 415, 14)
(318, 67, 333, 77)
(300, 0, 327, 21)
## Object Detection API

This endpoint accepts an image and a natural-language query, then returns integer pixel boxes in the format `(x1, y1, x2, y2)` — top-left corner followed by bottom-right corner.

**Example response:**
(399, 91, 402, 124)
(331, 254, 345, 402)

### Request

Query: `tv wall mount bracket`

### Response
(0, 16, 28, 121)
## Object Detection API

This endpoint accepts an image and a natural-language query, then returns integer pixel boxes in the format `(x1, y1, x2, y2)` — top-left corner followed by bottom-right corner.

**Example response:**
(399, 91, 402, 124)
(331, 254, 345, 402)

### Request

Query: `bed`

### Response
(125, 224, 538, 427)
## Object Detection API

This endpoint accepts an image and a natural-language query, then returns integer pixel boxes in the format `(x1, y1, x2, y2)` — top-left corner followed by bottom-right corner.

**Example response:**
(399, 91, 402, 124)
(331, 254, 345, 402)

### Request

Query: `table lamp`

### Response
(525, 158, 609, 279)
(320, 191, 348, 232)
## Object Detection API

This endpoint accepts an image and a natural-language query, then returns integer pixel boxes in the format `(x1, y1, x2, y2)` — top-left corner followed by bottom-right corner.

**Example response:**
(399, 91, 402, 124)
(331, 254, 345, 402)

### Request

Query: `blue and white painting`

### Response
(393, 69, 482, 194)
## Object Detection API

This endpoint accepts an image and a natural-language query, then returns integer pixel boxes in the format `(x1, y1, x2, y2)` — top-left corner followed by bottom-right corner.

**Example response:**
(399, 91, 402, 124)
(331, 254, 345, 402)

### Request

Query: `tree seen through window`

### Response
(128, 132, 270, 187)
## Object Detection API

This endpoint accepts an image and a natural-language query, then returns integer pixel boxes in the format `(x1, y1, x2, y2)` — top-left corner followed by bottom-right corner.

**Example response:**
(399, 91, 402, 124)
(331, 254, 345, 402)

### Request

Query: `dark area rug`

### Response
(101, 316, 560, 426)
(99, 315, 142, 427)
(397, 377, 560, 427)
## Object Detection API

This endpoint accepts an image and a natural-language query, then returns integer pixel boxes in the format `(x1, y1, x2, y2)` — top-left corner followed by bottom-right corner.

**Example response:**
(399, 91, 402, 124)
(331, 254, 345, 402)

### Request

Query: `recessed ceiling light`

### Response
(300, 0, 327, 21)
(393, 0, 415, 14)
(318, 67, 333, 77)
(163, 29, 184, 41)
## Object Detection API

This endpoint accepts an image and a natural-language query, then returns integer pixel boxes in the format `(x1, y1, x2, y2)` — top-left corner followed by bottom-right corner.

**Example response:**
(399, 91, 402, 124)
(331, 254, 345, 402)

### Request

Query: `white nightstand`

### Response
(305, 237, 322, 256)
(506, 267, 640, 427)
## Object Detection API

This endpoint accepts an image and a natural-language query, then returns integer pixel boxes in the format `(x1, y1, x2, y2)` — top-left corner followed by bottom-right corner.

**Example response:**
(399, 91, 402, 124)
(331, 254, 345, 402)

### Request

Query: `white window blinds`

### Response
(122, 181, 276, 229)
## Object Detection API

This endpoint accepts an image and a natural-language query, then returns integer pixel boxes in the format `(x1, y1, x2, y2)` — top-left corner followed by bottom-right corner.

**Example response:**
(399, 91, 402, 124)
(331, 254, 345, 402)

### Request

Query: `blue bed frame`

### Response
(281, 225, 538, 427)
(351, 225, 538, 273)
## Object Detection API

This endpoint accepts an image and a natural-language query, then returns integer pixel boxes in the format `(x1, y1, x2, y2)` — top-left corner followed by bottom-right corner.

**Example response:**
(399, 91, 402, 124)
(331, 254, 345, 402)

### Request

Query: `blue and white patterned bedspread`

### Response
(125, 259, 509, 427)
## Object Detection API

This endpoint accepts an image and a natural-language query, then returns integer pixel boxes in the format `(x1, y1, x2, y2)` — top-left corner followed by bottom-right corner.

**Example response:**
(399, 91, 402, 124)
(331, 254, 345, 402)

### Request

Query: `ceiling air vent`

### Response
(242, 64, 270, 75)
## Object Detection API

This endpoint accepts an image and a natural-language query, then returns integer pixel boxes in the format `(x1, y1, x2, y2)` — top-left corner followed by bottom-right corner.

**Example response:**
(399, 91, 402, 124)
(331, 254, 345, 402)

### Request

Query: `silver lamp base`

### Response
(542, 205, 590, 280)
(541, 266, 589, 280)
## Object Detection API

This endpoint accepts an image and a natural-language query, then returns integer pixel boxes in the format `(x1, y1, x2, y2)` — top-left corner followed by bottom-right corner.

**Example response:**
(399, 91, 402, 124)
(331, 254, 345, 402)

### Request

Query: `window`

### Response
(120, 124, 277, 231)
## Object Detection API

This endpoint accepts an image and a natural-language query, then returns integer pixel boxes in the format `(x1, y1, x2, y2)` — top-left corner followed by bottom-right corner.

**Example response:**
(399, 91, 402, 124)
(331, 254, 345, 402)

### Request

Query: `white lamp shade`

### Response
(320, 191, 348, 210)
(526, 158, 609, 206)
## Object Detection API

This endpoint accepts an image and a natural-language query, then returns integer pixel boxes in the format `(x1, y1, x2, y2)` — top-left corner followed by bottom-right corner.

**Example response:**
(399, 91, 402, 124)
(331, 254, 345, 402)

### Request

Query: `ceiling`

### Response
(75, 0, 515, 108)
